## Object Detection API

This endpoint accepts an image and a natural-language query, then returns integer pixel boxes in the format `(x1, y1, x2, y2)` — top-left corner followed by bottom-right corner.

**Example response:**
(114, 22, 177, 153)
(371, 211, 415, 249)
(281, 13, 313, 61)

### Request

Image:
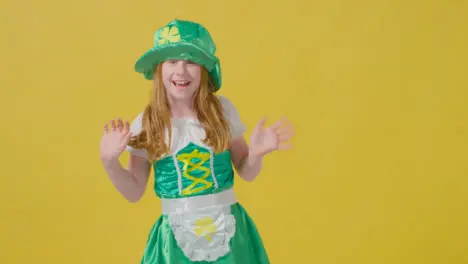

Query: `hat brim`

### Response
(134, 42, 221, 90)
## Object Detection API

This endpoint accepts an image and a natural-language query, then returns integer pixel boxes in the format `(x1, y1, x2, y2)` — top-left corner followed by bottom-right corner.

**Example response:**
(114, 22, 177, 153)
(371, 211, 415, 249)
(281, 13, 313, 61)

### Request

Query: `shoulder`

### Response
(216, 95, 239, 114)
(126, 111, 149, 159)
(129, 111, 145, 134)
(217, 94, 230, 106)
(131, 111, 144, 122)
(216, 95, 246, 138)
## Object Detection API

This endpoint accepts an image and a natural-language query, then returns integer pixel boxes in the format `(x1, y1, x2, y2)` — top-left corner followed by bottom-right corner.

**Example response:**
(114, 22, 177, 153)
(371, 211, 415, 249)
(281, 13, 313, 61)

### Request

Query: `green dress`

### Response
(126, 96, 270, 264)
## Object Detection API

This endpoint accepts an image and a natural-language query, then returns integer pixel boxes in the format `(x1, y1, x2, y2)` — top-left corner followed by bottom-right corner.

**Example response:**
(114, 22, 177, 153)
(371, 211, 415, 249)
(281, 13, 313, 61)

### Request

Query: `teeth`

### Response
(174, 81, 189, 85)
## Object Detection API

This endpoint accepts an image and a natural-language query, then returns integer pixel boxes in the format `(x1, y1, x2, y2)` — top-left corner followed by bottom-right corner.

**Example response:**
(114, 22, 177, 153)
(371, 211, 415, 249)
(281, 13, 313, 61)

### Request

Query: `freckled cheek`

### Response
(162, 79, 173, 90)
(161, 71, 172, 83)
(191, 74, 201, 86)
(187, 67, 201, 79)
(190, 79, 201, 89)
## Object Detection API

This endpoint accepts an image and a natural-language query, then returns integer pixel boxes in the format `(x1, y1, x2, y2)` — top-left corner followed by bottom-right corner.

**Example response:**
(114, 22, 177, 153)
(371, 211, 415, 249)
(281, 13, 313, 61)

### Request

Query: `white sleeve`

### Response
(218, 96, 247, 139)
(125, 112, 149, 159)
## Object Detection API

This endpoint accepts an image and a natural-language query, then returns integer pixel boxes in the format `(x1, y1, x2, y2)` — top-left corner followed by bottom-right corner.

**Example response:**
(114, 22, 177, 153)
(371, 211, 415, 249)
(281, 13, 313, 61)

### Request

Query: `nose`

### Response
(174, 61, 187, 75)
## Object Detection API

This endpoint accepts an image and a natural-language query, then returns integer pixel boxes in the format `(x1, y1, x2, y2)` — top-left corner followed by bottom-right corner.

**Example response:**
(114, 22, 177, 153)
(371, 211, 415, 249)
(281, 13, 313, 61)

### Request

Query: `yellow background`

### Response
(1, 0, 467, 263)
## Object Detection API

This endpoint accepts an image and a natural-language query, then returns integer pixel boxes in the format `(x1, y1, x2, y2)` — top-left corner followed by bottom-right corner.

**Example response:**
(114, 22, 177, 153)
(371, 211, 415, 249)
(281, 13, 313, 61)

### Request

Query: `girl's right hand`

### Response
(100, 118, 133, 166)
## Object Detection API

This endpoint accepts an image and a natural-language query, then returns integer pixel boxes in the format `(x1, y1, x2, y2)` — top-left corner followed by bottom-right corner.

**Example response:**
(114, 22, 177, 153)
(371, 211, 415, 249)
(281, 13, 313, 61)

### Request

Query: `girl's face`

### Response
(161, 60, 202, 102)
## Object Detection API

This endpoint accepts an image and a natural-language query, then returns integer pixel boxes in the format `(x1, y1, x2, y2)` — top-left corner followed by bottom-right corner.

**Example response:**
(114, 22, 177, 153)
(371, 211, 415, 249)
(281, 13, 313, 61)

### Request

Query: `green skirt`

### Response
(140, 203, 270, 264)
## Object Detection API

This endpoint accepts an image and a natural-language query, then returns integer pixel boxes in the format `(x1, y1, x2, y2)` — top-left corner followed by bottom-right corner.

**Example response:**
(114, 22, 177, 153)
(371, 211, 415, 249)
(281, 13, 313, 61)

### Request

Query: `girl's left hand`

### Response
(249, 117, 295, 157)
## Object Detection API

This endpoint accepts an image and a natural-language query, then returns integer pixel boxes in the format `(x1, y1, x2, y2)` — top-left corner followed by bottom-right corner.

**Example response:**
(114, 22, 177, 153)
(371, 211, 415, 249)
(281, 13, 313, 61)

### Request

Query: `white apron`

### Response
(162, 188, 237, 262)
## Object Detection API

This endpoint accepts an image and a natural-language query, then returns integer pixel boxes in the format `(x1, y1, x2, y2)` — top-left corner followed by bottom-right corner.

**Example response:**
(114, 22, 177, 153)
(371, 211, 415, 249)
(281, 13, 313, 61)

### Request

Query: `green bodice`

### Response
(153, 142, 234, 199)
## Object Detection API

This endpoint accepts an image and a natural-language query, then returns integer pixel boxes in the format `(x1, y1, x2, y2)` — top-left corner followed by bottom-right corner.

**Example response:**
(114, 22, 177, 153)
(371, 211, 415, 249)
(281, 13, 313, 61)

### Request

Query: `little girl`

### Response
(100, 19, 294, 264)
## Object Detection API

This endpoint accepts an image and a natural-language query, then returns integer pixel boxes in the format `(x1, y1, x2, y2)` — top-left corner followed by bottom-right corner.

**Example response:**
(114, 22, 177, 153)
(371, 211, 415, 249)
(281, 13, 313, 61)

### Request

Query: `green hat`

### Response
(134, 19, 222, 91)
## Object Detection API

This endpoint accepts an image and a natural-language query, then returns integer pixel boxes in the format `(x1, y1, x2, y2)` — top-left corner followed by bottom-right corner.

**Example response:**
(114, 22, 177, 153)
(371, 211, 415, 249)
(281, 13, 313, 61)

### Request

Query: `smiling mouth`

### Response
(172, 80, 191, 89)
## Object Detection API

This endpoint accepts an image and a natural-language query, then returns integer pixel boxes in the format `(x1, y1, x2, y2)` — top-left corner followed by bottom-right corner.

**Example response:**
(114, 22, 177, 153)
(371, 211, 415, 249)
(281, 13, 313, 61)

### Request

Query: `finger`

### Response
(276, 124, 295, 135)
(277, 143, 292, 151)
(103, 123, 109, 134)
(122, 121, 130, 134)
(270, 117, 287, 130)
(110, 120, 117, 131)
(278, 132, 294, 142)
(252, 117, 267, 135)
(116, 118, 124, 131)
(121, 131, 133, 147)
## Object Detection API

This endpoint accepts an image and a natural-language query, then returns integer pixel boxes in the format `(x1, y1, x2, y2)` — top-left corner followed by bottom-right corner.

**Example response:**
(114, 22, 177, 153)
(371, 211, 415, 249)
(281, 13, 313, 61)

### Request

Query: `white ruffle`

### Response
(168, 205, 236, 262)
(126, 95, 247, 159)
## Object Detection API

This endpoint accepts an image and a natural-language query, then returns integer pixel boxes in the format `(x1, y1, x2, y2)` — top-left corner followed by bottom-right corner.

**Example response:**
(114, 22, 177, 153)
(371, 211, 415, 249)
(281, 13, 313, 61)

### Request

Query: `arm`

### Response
(229, 116, 294, 182)
(101, 112, 151, 203)
(102, 154, 151, 203)
(217, 96, 264, 181)
(230, 136, 263, 182)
